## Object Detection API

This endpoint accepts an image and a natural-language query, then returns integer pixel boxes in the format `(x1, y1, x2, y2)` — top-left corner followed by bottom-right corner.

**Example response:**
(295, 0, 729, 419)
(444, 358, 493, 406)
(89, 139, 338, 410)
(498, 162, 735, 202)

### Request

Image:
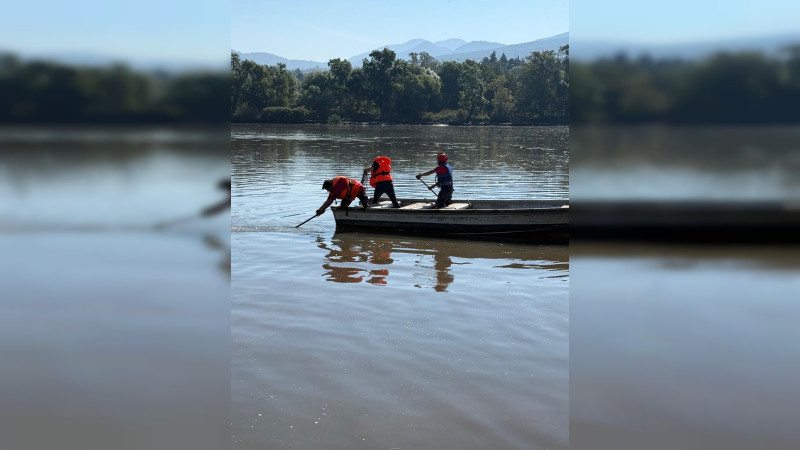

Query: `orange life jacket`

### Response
(331, 176, 362, 201)
(370, 156, 393, 187)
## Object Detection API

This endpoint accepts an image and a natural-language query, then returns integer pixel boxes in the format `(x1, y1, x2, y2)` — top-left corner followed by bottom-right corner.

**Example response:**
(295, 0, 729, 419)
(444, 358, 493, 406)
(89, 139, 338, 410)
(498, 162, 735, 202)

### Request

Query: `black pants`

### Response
(372, 181, 400, 207)
(341, 191, 370, 209)
(436, 184, 453, 208)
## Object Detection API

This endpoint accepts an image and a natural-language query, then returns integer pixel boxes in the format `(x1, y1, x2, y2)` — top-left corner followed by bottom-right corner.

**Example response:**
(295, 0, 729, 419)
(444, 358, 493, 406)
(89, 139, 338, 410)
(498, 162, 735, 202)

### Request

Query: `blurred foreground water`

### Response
(0, 125, 231, 450)
(570, 124, 800, 449)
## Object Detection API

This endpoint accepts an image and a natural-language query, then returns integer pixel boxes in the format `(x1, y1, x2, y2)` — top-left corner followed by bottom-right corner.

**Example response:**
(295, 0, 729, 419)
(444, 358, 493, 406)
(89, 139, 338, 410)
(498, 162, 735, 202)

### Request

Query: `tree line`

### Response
(0, 53, 229, 123)
(570, 46, 800, 124)
(231, 46, 569, 125)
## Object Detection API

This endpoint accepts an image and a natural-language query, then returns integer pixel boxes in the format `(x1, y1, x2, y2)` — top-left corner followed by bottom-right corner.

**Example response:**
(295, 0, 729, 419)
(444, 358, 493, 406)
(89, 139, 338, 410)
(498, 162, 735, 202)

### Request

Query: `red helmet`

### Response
(437, 152, 448, 162)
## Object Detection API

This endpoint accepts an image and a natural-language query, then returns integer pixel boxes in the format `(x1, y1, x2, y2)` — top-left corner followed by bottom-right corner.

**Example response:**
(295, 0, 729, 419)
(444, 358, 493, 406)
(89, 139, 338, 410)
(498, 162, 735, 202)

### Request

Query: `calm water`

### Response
(570, 125, 800, 200)
(231, 124, 569, 449)
(570, 243, 800, 450)
(569, 125, 800, 448)
(1, 126, 230, 450)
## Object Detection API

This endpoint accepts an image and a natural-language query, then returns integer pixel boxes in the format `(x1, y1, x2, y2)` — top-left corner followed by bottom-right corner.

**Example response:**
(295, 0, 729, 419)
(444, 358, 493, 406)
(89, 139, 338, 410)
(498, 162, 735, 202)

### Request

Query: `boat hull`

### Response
(331, 199, 569, 243)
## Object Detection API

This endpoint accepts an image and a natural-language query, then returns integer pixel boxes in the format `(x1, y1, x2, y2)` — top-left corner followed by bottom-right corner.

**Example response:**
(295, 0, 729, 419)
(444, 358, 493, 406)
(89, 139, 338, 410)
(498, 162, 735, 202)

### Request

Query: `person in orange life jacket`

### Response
(316, 176, 370, 216)
(363, 156, 401, 208)
(416, 152, 453, 208)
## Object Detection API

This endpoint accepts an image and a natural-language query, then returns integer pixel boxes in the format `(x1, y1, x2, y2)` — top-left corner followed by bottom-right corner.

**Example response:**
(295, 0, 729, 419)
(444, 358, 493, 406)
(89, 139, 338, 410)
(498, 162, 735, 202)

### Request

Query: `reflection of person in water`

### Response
(318, 237, 367, 283)
(317, 237, 394, 285)
(433, 251, 454, 292)
(365, 239, 393, 285)
(202, 179, 231, 278)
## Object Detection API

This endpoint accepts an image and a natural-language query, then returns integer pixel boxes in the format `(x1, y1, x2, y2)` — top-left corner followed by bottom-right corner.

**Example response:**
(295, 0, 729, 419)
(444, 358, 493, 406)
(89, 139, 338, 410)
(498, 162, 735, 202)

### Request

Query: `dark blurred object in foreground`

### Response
(570, 122, 800, 244)
(572, 199, 800, 243)
(571, 46, 800, 125)
(0, 52, 229, 124)
(0, 49, 231, 449)
(570, 32, 800, 450)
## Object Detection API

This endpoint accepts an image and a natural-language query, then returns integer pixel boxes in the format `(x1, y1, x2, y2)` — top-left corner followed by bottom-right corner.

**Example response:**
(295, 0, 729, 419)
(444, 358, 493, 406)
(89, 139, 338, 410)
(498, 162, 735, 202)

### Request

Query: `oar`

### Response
(153, 214, 200, 230)
(155, 178, 231, 230)
(295, 213, 320, 228)
(417, 177, 438, 197)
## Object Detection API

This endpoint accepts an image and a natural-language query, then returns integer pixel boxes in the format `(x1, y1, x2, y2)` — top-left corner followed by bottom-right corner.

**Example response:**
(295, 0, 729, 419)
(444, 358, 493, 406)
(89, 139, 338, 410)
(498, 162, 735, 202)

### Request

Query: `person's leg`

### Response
(358, 192, 370, 208)
(340, 199, 353, 208)
(372, 182, 386, 204)
(385, 182, 401, 208)
(443, 185, 453, 206)
(436, 188, 446, 208)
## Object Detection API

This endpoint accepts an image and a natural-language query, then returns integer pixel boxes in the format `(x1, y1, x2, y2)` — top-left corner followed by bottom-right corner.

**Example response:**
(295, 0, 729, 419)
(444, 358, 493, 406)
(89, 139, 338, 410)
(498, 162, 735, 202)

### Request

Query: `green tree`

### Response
(299, 70, 332, 121)
(269, 62, 297, 107)
(437, 61, 462, 109)
(327, 58, 352, 116)
(458, 60, 486, 122)
(236, 59, 273, 115)
(515, 50, 567, 123)
(362, 48, 397, 117)
(390, 60, 441, 121)
(487, 76, 515, 123)
(499, 53, 509, 73)
(231, 52, 243, 114)
(417, 52, 440, 71)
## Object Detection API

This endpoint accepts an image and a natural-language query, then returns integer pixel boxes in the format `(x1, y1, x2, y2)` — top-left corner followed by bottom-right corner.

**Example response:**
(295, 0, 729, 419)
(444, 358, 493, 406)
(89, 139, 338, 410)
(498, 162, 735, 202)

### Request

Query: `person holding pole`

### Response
(364, 156, 401, 208)
(416, 152, 453, 208)
(316, 176, 370, 217)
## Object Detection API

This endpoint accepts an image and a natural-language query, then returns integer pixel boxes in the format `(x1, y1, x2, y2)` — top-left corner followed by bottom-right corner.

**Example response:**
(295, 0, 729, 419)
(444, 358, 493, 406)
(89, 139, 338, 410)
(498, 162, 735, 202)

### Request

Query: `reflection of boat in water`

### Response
(331, 198, 568, 243)
(317, 233, 568, 291)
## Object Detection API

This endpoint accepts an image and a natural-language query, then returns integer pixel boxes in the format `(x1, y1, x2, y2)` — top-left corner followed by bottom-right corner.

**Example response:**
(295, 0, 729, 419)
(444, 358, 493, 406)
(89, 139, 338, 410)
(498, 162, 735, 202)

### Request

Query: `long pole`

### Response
(417, 177, 438, 197)
(295, 213, 319, 228)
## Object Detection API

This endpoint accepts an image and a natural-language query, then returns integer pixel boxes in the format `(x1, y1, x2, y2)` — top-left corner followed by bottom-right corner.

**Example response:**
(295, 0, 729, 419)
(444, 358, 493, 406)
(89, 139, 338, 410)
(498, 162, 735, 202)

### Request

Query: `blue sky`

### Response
(3, 1, 795, 65)
(232, 0, 569, 61)
(571, 0, 800, 43)
(1, 0, 229, 65)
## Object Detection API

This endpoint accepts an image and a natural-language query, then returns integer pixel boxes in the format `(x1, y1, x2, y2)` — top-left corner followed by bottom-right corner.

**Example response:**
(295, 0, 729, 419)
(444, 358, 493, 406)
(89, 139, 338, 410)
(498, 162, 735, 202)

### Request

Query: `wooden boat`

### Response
(331, 198, 569, 243)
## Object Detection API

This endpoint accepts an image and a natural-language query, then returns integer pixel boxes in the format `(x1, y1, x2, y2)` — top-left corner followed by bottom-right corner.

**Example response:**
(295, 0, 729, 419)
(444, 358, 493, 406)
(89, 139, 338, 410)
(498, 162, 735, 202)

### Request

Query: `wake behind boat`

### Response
(331, 198, 569, 243)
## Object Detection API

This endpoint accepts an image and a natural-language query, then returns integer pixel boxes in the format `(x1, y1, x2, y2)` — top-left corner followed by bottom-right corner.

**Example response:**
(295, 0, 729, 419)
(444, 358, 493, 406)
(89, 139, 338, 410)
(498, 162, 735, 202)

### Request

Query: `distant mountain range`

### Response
(571, 32, 800, 61)
(234, 32, 569, 71)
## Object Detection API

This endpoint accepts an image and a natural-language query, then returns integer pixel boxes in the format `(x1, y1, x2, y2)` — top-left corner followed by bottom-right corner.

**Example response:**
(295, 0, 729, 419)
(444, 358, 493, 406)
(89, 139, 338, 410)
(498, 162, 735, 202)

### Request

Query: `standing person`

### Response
(316, 176, 370, 216)
(364, 156, 401, 208)
(416, 152, 453, 208)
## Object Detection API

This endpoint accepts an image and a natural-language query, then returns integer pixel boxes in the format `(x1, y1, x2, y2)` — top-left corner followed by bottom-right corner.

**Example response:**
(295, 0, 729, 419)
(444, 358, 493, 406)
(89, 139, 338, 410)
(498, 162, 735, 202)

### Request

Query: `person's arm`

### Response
(317, 179, 345, 215)
(364, 161, 379, 173)
(416, 169, 436, 179)
(316, 197, 335, 216)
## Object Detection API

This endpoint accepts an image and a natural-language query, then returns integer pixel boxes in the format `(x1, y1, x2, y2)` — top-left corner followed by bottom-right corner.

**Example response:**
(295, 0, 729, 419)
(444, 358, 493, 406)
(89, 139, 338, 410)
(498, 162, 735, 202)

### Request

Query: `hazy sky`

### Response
(3, 1, 796, 65)
(1, 0, 229, 64)
(571, 0, 800, 43)
(232, 0, 569, 61)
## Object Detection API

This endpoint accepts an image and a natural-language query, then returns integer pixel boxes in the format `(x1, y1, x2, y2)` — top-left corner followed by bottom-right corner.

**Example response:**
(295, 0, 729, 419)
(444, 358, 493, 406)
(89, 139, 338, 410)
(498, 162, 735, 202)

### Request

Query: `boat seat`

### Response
(443, 203, 470, 210)
(400, 202, 434, 210)
(368, 201, 397, 209)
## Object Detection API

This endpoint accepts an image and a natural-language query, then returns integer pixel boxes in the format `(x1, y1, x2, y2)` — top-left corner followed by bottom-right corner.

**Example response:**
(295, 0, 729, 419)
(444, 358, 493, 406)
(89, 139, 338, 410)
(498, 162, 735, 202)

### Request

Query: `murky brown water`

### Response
(570, 243, 800, 450)
(231, 124, 569, 449)
(1, 126, 230, 450)
(569, 125, 800, 449)
(570, 125, 800, 200)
